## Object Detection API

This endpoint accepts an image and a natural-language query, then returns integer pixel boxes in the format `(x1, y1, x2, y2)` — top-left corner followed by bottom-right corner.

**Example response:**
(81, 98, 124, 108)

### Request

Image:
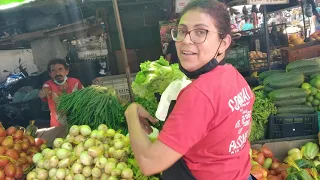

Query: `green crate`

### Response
(225, 45, 250, 70)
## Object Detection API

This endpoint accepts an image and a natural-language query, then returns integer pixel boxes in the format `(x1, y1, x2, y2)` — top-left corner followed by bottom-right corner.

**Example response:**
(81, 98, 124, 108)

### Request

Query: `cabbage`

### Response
(132, 56, 186, 101)
(302, 142, 319, 160)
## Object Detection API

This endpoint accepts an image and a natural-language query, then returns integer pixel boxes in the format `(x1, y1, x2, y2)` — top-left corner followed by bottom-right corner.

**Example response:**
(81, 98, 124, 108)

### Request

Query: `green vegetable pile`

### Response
(249, 90, 277, 142)
(57, 85, 123, 130)
(132, 56, 185, 101)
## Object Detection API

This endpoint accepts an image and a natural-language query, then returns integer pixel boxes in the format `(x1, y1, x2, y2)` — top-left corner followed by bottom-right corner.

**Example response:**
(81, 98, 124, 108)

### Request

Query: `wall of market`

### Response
(0, 49, 38, 82)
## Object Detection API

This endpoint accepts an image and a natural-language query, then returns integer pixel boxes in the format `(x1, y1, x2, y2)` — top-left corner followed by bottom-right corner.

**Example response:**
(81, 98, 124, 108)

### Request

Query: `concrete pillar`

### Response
(30, 36, 67, 73)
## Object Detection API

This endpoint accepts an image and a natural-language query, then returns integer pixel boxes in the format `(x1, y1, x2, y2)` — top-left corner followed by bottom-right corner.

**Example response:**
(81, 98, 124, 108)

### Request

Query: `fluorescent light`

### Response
(0, 0, 35, 10)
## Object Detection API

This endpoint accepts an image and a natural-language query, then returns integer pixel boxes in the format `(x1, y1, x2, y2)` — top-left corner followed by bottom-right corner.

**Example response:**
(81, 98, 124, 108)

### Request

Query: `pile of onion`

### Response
(27, 124, 135, 180)
(0, 125, 45, 180)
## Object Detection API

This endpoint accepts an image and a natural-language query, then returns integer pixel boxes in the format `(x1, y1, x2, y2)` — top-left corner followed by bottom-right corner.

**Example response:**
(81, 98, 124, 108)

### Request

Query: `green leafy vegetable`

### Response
(57, 86, 123, 130)
(132, 56, 186, 101)
(249, 90, 277, 141)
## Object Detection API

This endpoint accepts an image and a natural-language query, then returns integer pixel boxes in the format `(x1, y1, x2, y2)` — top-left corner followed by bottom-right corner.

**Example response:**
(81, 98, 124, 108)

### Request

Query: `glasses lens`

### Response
(190, 29, 207, 43)
(171, 28, 186, 42)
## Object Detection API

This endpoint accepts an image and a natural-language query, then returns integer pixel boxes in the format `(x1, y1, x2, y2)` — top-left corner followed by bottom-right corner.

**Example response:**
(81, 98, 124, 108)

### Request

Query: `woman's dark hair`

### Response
(251, 5, 259, 13)
(47, 58, 69, 72)
(179, 0, 231, 39)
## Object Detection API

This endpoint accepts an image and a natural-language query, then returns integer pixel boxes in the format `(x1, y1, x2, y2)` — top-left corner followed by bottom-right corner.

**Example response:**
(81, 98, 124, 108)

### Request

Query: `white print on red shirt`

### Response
(228, 86, 253, 112)
(227, 86, 253, 155)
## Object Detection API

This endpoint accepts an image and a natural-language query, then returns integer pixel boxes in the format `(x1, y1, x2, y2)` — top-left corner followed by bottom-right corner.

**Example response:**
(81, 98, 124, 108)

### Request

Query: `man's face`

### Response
(49, 64, 69, 83)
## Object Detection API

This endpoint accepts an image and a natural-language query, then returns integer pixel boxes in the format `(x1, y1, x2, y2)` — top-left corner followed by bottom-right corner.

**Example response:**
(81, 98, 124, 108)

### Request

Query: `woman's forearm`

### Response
(126, 112, 153, 170)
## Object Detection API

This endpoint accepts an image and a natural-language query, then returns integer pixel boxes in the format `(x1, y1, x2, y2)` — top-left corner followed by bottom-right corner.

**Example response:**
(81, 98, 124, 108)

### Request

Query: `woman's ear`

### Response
(220, 34, 232, 53)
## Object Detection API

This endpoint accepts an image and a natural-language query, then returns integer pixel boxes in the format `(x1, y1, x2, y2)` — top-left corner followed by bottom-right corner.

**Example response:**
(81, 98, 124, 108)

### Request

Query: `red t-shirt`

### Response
(158, 64, 255, 180)
(42, 78, 83, 127)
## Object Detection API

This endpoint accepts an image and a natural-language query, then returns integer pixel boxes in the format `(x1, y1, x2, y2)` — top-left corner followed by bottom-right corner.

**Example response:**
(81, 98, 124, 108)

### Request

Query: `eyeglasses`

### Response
(171, 28, 222, 44)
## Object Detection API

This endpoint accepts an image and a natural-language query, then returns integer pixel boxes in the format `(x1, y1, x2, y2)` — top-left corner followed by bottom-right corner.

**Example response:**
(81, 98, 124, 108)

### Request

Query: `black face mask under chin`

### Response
(179, 58, 225, 79)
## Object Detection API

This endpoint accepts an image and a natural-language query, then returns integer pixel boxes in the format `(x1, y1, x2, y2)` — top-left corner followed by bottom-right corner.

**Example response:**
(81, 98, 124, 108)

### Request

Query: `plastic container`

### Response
(225, 45, 250, 70)
(267, 113, 318, 139)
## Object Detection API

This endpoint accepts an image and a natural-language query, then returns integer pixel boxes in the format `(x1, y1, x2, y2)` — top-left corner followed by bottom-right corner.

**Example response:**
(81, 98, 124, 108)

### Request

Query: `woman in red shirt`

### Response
(125, 0, 255, 179)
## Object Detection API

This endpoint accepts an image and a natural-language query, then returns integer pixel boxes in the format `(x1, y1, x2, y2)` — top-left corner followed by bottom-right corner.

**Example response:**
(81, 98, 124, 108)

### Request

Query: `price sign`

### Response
(176, 0, 191, 13)
(247, 0, 289, 5)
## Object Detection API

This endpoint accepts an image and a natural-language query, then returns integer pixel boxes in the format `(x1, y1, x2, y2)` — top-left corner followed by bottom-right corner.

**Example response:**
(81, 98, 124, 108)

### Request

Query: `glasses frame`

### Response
(171, 28, 222, 44)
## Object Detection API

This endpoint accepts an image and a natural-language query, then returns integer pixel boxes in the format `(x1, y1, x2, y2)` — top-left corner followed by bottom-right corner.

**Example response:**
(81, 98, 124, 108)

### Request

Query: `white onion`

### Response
(104, 152, 109, 158)
(90, 130, 98, 138)
(123, 136, 130, 146)
(45, 149, 56, 159)
(82, 165, 92, 177)
(74, 135, 86, 144)
(103, 144, 110, 150)
(88, 146, 103, 158)
(114, 133, 123, 139)
(56, 148, 71, 160)
(95, 140, 103, 147)
(41, 148, 50, 156)
(37, 159, 45, 168)
(70, 125, 80, 136)
(114, 139, 125, 150)
(84, 138, 95, 149)
(56, 168, 66, 179)
(121, 168, 134, 179)
(74, 174, 86, 180)
(96, 130, 105, 141)
(80, 151, 93, 166)
(98, 124, 108, 131)
(36, 168, 48, 180)
(100, 173, 110, 180)
(43, 159, 51, 170)
(96, 156, 108, 169)
(111, 168, 121, 176)
(65, 134, 75, 143)
(80, 125, 92, 136)
(116, 162, 127, 170)
(74, 143, 85, 157)
(65, 174, 74, 180)
(108, 176, 118, 180)
(72, 162, 83, 174)
(58, 158, 70, 168)
(32, 153, 43, 164)
(53, 138, 64, 148)
(113, 149, 126, 159)
(49, 156, 59, 168)
(108, 147, 115, 157)
(61, 142, 73, 151)
(104, 161, 116, 174)
(49, 168, 57, 178)
(92, 167, 102, 178)
(27, 171, 37, 180)
(106, 129, 116, 137)
(107, 158, 118, 164)
(70, 155, 78, 164)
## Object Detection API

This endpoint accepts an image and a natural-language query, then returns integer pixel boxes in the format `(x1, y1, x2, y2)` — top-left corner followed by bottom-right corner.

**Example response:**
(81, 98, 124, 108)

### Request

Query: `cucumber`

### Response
(258, 70, 285, 81)
(289, 65, 320, 76)
(277, 105, 315, 114)
(274, 97, 306, 106)
(263, 72, 304, 86)
(268, 88, 308, 101)
(269, 75, 304, 89)
(286, 58, 320, 71)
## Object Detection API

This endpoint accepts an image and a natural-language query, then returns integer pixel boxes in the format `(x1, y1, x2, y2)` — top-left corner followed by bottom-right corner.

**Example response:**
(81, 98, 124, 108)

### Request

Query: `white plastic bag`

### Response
(156, 77, 191, 121)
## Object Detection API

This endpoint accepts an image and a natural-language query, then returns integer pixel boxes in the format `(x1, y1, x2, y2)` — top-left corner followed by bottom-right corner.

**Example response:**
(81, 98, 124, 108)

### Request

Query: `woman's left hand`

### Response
(125, 103, 158, 134)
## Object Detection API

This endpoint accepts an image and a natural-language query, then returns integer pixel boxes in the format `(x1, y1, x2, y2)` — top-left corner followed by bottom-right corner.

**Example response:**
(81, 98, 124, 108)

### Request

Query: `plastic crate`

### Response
(96, 78, 135, 102)
(225, 45, 250, 70)
(267, 113, 318, 139)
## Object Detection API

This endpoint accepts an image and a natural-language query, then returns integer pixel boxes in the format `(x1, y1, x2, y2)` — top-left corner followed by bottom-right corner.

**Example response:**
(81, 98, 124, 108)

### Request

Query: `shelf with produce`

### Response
(249, 139, 320, 180)
(26, 124, 160, 180)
